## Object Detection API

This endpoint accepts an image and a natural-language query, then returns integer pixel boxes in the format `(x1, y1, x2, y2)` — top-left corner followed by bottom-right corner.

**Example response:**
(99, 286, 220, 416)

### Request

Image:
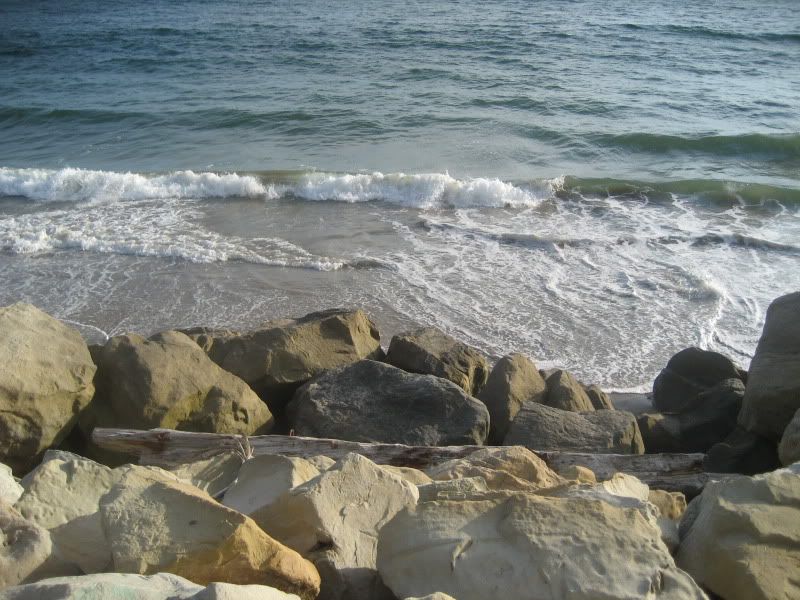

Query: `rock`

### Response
(504, 402, 644, 454)
(556, 464, 597, 484)
(287, 360, 489, 446)
(79, 331, 273, 444)
(99, 468, 320, 599)
(425, 447, 564, 492)
(648, 490, 687, 521)
(0, 463, 22, 504)
(252, 454, 418, 600)
(653, 347, 742, 414)
(306, 456, 336, 472)
(166, 453, 244, 497)
(779, 408, 800, 466)
(677, 464, 800, 600)
(380, 465, 433, 486)
(584, 384, 614, 410)
(703, 427, 780, 475)
(377, 491, 707, 600)
(403, 595, 457, 600)
(0, 573, 303, 600)
(638, 413, 683, 453)
(417, 477, 489, 502)
(0, 501, 53, 588)
(0, 303, 96, 474)
(739, 292, 800, 439)
(222, 455, 320, 515)
(14, 451, 122, 573)
(610, 392, 653, 416)
(476, 353, 546, 444)
(385, 327, 489, 395)
(184, 309, 383, 414)
(544, 370, 594, 412)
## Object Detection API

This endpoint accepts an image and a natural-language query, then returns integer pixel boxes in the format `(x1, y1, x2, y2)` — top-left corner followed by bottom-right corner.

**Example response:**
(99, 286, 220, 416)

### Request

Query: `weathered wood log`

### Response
(91, 428, 723, 496)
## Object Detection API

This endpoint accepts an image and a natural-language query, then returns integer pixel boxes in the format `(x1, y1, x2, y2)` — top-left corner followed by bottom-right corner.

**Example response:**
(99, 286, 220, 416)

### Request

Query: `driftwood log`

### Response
(92, 428, 724, 496)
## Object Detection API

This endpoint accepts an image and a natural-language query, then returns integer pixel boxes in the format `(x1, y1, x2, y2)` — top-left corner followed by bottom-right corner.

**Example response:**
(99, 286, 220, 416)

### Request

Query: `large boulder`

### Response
(287, 360, 489, 446)
(477, 353, 546, 444)
(166, 453, 244, 497)
(0, 303, 96, 473)
(0, 463, 22, 504)
(637, 413, 683, 454)
(779, 408, 800, 466)
(184, 309, 383, 414)
(222, 455, 320, 515)
(376, 491, 707, 600)
(653, 347, 742, 414)
(584, 384, 615, 410)
(99, 468, 321, 599)
(0, 501, 54, 589)
(544, 370, 594, 413)
(252, 453, 418, 600)
(738, 292, 800, 439)
(385, 327, 489, 395)
(0, 573, 303, 600)
(677, 463, 800, 600)
(504, 402, 644, 454)
(79, 331, 273, 441)
(703, 427, 780, 475)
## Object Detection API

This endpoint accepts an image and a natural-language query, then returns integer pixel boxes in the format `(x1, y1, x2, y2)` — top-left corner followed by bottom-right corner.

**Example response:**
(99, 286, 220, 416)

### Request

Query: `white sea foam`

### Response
(0, 167, 554, 208)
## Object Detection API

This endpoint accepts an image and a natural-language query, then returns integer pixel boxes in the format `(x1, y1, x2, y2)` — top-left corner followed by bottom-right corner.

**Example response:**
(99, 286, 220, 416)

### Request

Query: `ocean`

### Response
(1, 0, 798, 391)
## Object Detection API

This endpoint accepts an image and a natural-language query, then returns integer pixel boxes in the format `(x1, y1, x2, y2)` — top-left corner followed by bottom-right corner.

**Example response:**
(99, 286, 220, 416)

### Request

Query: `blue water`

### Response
(1, 0, 798, 389)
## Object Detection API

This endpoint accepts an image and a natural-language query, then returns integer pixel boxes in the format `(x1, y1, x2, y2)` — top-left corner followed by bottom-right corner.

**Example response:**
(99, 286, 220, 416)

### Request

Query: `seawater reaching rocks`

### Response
(0, 296, 799, 599)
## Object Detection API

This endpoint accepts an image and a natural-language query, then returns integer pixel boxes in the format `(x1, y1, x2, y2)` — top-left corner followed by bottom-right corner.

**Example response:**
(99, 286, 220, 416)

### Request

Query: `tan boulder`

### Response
(166, 453, 244, 497)
(222, 455, 320, 515)
(544, 369, 595, 412)
(0, 501, 53, 588)
(0, 463, 22, 504)
(385, 327, 488, 395)
(0, 303, 96, 473)
(381, 465, 433, 486)
(377, 491, 707, 600)
(252, 453, 418, 600)
(417, 477, 489, 502)
(80, 331, 273, 441)
(677, 464, 800, 600)
(99, 468, 320, 599)
(648, 490, 687, 521)
(556, 464, 597, 484)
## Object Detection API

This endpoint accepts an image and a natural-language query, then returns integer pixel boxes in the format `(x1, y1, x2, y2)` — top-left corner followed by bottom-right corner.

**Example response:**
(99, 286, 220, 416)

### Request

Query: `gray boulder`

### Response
(0, 303, 96, 473)
(738, 291, 800, 439)
(184, 309, 383, 414)
(544, 370, 594, 412)
(779, 408, 800, 466)
(584, 384, 614, 410)
(504, 402, 644, 454)
(79, 331, 272, 440)
(287, 360, 489, 446)
(703, 427, 780, 475)
(385, 327, 489, 395)
(477, 353, 546, 444)
(653, 347, 742, 414)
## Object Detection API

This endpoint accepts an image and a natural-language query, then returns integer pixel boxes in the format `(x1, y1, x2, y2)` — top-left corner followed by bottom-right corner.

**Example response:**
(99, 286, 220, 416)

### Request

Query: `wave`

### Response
(592, 132, 800, 159)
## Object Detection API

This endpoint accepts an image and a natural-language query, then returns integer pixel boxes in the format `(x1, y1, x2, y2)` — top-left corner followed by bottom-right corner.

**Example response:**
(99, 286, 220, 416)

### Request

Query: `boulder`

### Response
(476, 353, 546, 444)
(779, 408, 800, 466)
(222, 455, 320, 515)
(252, 454, 418, 600)
(653, 347, 742, 414)
(544, 370, 594, 413)
(380, 466, 433, 486)
(425, 447, 564, 492)
(417, 477, 489, 502)
(377, 491, 707, 600)
(0, 501, 54, 588)
(677, 463, 800, 600)
(403, 595, 457, 600)
(287, 360, 489, 446)
(184, 309, 383, 414)
(0, 573, 303, 600)
(584, 384, 614, 410)
(556, 464, 597, 484)
(385, 327, 489, 395)
(739, 292, 800, 439)
(99, 468, 320, 599)
(306, 456, 336, 472)
(648, 490, 687, 521)
(166, 453, 244, 497)
(79, 331, 273, 442)
(0, 463, 22, 504)
(703, 427, 780, 475)
(504, 402, 644, 454)
(638, 413, 683, 454)
(0, 303, 96, 473)
(14, 451, 122, 573)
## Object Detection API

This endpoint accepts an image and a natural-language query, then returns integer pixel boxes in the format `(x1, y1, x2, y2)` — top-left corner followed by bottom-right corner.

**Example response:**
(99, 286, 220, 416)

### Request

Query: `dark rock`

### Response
(584, 384, 614, 410)
(544, 370, 594, 413)
(738, 291, 800, 440)
(653, 347, 742, 414)
(477, 353, 546, 444)
(504, 402, 644, 454)
(637, 413, 683, 454)
(287, 360, 489, 446)
(703, 427, 780, 475)
(385, 327, 489, 396)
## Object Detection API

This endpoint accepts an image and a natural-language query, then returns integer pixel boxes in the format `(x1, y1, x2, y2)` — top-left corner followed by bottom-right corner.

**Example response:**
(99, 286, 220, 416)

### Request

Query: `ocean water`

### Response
(1, 0, 798, 390)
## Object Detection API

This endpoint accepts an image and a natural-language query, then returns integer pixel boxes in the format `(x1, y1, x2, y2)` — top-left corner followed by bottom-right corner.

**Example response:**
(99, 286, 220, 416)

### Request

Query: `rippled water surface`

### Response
(1, 0, 798, 389)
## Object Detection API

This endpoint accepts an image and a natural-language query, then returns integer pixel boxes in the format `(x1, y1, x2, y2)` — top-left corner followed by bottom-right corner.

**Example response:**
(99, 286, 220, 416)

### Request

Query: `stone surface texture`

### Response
(222, 455, 320, 515)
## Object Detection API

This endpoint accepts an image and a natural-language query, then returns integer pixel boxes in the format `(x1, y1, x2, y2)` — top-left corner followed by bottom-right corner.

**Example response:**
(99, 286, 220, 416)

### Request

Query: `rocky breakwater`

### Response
(0, 296, 799, 599)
